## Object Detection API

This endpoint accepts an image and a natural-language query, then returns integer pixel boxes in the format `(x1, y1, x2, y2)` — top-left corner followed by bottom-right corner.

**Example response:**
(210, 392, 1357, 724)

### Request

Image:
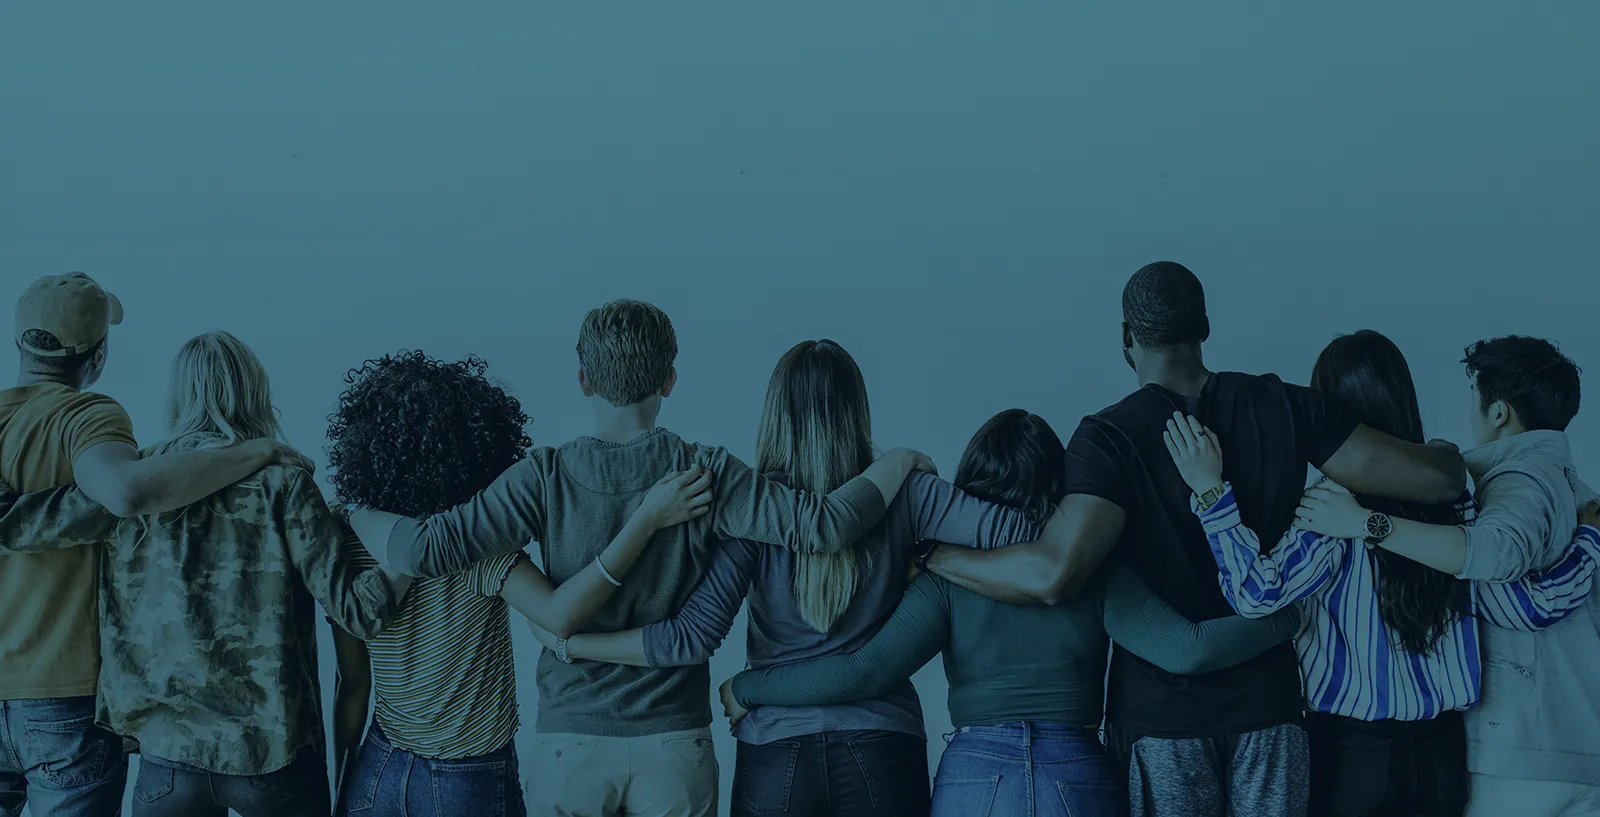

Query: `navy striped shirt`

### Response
(1198, 485, 1600, 721)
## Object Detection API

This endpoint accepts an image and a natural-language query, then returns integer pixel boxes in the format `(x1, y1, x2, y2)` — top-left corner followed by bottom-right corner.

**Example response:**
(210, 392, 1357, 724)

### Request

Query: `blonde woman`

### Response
(534, 339, 1049, 816)
(0, 331, 401, 817)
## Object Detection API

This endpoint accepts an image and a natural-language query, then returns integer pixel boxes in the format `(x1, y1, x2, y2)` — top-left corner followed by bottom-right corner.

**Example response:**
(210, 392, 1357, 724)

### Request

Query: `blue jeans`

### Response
(336, 722, 524, 817)
(731, 730, 929, 816)
(0, 696, 129, 817)
(931, 722, 1124, 817)
(134, 744, 331, 817)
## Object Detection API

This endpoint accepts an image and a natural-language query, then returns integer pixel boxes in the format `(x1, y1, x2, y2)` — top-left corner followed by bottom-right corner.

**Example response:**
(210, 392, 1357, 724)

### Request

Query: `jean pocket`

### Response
(847, 733, 928, 813)
(22, 715, 117, 789)
(930, 776, 998, 817)
(339, 740, 395, 813)
(431, 758, 508, 817)
(1056, 780, 1127, 817)
(134, 762, 175, 805)
(737, 740, 801, 815)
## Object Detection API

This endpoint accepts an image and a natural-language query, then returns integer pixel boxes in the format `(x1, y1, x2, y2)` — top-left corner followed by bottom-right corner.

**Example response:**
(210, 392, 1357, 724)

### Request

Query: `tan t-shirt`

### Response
(0, 381, 136, 699)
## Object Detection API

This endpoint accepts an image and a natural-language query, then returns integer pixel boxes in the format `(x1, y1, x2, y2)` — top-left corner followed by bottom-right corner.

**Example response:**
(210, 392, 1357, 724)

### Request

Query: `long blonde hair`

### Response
(156, 331, 285, 453)
(754, 339, 875, 633)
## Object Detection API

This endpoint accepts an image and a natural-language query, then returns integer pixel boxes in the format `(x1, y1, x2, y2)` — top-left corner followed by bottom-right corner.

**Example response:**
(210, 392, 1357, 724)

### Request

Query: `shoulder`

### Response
(50, 388, 134, 431)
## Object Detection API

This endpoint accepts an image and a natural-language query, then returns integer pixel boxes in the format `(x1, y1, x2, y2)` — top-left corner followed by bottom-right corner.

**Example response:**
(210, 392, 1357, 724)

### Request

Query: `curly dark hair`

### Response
(326, 351, 533, 517)
(1122, 261, 1210, 349)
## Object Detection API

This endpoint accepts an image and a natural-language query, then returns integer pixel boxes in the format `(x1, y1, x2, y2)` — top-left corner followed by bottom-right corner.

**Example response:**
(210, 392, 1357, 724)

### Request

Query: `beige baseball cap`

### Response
(15, 272, 124, 357)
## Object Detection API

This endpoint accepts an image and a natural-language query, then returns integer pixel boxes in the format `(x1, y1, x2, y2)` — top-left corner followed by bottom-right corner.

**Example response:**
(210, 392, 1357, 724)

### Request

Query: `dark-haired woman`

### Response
(716, 408, 1301, 817)
(1163, 329, 1598, 817)
(326, 352, 714, 817)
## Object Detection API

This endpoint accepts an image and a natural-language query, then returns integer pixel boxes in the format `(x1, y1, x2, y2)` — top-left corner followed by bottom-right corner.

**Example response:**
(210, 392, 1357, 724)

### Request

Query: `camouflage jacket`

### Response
(0, 432, 396, 775)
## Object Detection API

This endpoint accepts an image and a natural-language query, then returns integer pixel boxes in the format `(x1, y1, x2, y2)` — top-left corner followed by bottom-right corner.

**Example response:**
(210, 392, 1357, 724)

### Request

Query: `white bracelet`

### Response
(595, 556, 623, 587)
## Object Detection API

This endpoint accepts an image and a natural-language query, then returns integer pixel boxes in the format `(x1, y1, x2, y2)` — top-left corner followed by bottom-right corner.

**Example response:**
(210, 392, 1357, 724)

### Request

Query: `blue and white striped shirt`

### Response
(1198, 484, 1600, 722)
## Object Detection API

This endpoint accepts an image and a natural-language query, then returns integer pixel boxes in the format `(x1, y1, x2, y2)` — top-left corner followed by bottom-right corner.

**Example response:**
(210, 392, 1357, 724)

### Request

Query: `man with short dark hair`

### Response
(920, 262, 1467, 817)
(0, 273, 303, 817)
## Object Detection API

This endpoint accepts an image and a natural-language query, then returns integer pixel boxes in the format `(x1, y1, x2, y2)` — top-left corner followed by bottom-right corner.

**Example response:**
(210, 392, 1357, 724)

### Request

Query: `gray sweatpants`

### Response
(1115, 722, 1310, 817)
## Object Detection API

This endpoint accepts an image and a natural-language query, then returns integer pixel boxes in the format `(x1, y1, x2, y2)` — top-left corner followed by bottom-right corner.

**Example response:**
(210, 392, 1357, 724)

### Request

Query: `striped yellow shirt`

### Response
(343, 540, 521, 760)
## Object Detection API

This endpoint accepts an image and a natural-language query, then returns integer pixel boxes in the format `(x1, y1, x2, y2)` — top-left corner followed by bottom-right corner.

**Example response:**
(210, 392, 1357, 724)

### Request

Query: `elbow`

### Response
(99, 480, 151, 518)
(1038, 571, 1080, 606)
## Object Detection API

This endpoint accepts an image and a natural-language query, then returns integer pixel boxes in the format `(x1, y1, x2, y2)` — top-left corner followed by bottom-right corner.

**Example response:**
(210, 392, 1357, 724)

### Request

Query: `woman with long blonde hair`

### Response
(0, 331, 400, 817)
(537, 338, 1046, 815)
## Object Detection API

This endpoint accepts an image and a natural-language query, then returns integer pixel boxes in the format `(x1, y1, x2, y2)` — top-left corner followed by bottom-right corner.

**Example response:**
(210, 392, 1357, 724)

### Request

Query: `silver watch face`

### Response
(1365, 512, 1393, 540)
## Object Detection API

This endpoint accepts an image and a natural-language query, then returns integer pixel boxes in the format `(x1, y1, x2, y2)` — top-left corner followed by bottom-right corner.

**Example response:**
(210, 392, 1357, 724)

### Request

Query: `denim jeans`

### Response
(931, 722, 1124, 817)
(336, 722, 524, 817)
(133, 744, 331, 817)
(732, 730, 929, 816)
(0, 696, 129, 817)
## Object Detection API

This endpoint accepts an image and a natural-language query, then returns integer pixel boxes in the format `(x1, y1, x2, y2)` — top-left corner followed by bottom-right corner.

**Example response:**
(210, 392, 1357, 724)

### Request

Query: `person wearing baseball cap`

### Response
(1, 273, 306, 817)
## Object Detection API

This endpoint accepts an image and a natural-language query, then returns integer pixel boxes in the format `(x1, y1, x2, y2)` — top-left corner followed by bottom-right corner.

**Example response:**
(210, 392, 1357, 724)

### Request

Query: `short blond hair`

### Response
(576, 300, 678, 406)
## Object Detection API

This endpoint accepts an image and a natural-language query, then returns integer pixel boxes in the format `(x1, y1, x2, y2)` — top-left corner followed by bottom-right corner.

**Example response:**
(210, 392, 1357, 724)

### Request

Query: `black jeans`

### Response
(732, 730, 930, 816)
(1307, 711, 1468, 817)
(133, 744, 331, 817)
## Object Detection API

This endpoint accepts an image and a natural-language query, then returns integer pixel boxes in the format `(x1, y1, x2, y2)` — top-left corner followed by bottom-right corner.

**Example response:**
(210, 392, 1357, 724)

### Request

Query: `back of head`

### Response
(326, 351, 532, 517)
(1310, 329, 1468, 654)
(14, 272, 123, 383)
(576, 299, 678, 406)
(158, 331, 283, 454)
(1463, 335, 1581, 432)
(755, 339, 875, 633)
(953, 409, 1067, 525)
(1122, 261, 1210, 349)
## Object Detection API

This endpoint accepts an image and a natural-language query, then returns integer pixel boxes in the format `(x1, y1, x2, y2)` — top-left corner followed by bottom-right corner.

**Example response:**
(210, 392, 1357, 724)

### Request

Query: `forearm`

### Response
(1472, 525, 1600, 631)
(733, 652, 908, 709)
(331, 685, 369, 791)
(925, 541, 1063, 605)
(1200, 490, 1338, 615)
(507, 516, 660, 638)
(565, 630, 650, 667)
(1377, 519, 1469, 576)
(0, 485, 117, 553)
(111, 440, 274, 517)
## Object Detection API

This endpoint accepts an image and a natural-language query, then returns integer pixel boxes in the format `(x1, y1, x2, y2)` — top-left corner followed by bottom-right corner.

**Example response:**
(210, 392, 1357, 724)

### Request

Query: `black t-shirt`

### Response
(1065, 371, 1358, 738)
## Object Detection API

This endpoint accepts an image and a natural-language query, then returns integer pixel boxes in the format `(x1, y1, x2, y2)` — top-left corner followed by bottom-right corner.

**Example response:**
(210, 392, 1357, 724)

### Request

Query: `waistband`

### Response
(946, 721, 1101, 743)
(366, 720, 517, 762)
(1308, 709, 1465, 737)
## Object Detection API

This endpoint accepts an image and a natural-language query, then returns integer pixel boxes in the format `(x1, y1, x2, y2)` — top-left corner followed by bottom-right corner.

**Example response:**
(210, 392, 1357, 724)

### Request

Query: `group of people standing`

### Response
(0, 264, 1595, 817)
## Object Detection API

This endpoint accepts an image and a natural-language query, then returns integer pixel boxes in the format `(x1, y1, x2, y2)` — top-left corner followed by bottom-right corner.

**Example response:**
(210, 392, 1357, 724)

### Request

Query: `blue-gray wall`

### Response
(4, 2, 1596, 814)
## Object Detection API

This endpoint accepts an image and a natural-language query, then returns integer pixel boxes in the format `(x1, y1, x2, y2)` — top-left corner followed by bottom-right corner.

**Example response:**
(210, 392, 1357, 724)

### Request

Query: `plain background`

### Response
(4, 2, 1597, 814)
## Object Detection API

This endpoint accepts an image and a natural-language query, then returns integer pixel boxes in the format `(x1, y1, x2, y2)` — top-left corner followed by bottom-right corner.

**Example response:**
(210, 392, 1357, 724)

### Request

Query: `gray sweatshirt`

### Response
(383, 427, 889, 737)
(642, 472, 1040, 745)
(1455, 430, 1600, 786)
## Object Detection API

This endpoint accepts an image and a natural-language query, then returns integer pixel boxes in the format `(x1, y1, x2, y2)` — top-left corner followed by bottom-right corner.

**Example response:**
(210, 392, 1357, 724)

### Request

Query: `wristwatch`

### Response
(554, 637, 574, 664)
(1363, 511, 1394, 546)
(1195, 484, 1225, 511)
(912, 538, 940, 573)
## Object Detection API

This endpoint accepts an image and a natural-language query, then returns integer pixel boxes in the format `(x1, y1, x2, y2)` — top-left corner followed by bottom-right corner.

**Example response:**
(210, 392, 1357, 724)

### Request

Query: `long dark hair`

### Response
(953, 409, 1067, 524)
(1311, 330, 1470, 655)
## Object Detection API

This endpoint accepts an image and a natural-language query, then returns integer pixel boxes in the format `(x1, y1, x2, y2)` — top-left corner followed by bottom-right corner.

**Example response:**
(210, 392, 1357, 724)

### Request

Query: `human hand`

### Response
(1162, 413, 1224, 496)
(1579, 498, 1600, 530)
(637, 466, 714, 529)
(1295, 482, 1370, 539)
(253, 438, 315, 475)
(885, 447, 937, 477)
(527, 618, 561, 651)
(719, 677, 749, 728)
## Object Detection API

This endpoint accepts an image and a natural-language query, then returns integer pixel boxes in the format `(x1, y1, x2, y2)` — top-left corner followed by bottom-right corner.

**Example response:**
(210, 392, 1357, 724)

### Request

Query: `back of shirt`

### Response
(1064, 371, 1356, 738)
(0, 382, 136, 700)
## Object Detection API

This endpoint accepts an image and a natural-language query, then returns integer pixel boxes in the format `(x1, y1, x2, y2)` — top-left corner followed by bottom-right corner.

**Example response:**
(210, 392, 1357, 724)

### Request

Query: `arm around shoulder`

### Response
(1319, 426, 1466, 506)
(927, 493, 1123, 606)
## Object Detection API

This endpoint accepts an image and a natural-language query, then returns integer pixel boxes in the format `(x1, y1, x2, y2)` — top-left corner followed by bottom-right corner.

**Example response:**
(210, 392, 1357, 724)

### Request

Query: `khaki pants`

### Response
(1466, 773, 1600, 817)
(528, 727, 718, 817)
